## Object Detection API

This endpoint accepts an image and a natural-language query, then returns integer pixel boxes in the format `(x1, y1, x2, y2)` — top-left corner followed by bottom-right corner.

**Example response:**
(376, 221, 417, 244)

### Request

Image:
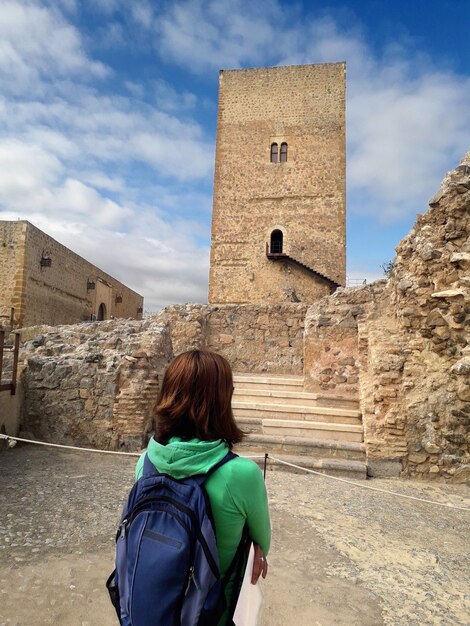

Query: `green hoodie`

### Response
(135, 437, 271, 575)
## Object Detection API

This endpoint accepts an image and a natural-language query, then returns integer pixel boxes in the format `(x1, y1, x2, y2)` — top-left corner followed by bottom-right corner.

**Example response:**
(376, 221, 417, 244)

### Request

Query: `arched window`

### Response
(270, 229, 283, 254)
(280, 142, 288, 162)
(97, 303, 106, 321)
(270, 143, 278, 163)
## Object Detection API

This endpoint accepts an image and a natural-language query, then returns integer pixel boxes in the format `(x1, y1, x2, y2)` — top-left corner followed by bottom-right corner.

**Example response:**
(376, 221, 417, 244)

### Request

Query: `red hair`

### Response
(154, 350, 244, 447)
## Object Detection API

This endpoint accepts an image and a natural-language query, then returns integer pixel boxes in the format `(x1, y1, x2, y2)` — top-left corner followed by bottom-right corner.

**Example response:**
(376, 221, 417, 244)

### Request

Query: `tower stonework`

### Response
(209, 63, 346, 304)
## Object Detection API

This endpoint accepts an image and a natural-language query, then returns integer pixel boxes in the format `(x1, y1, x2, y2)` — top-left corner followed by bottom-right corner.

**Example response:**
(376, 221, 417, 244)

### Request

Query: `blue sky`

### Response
(0, 0, 469, 310)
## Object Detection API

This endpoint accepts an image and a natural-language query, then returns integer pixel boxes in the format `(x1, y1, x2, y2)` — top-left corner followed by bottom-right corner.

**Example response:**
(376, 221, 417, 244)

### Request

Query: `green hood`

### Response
(135, 437, 229, 480)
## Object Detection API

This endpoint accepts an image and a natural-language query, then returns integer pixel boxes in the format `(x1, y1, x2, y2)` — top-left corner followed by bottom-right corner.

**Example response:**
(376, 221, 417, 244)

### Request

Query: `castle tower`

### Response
(209, 63, 346, 304)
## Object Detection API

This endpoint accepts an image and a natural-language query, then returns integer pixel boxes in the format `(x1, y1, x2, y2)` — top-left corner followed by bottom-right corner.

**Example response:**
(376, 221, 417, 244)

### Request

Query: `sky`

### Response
(0, 0, 469, 311)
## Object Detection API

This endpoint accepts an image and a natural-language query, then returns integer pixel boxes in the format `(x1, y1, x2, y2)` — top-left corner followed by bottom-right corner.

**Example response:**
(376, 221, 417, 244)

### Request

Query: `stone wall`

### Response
(302, 154, 470, 481)
(0, 221, 143, 328)
(209, 63, 346, 304)
(157, 303, 308, 374)
(0, 222, 27, 327)
(304, 282, 386, 395)
(15, 304, 307, 450)
(366, 154, 470, 481)
(20, 319, 172, 450)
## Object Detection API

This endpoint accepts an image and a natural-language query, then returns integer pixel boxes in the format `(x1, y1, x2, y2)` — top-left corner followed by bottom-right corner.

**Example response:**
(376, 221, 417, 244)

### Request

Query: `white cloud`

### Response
(0, 1, 108, 95)
(0, 0, 468, 312)
(154, 0, 469, 221)
(154, 79, 198, 112)
(155, 0, 282, 72)
(130, 1, 154, 28)
(0, 208, 210, 310)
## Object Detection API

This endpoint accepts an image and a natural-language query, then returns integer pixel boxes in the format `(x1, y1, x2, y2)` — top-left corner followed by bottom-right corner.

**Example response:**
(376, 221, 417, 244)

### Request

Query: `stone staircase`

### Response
(233, 373, 367, 478)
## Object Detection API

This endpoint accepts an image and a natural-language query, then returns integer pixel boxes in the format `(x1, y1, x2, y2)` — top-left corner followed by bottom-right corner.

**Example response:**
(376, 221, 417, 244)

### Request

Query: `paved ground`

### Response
(0, 445, 469, 626)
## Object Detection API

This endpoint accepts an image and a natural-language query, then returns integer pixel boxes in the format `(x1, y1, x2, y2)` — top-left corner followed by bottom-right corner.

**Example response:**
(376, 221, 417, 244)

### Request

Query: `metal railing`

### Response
(346, 278, 367, 287)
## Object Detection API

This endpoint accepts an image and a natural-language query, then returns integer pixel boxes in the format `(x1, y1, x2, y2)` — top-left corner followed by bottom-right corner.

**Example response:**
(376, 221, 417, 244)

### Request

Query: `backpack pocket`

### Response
(129, 509, 193, 626)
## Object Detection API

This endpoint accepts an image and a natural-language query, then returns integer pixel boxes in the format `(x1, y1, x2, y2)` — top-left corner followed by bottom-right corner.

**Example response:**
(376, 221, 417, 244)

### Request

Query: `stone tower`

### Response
(209, 62, 346, 304)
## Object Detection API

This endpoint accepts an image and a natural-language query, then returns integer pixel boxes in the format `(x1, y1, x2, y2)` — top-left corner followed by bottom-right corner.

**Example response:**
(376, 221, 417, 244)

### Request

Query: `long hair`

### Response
(154, 350, 244, 448)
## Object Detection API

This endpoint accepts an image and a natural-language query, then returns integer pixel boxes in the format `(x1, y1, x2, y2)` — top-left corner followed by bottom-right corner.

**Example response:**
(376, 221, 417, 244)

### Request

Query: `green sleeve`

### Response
(228, 459, 271, 555)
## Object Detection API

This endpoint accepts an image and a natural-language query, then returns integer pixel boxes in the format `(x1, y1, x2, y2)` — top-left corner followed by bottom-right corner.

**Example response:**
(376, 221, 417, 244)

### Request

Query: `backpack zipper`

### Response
(120, 495, 219, 578)
(184, 566, 195, 596)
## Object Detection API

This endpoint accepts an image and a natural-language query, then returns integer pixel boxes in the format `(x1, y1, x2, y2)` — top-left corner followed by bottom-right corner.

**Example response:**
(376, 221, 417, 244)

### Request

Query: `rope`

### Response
(0, 433, 142, 456)
(268, 456, 470, 512)
(1, 434, 469, 512)
(0, 434, 265, 460)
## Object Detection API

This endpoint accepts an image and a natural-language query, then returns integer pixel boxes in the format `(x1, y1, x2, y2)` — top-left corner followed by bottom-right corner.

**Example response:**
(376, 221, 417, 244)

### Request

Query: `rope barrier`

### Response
(0, 434, 265, 460)
(1, 434, 469, 512)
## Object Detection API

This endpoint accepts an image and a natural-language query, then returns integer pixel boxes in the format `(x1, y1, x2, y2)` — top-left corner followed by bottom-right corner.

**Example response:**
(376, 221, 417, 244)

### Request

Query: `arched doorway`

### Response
(97, 303, 106, 321)
(270, 229, 283, 254)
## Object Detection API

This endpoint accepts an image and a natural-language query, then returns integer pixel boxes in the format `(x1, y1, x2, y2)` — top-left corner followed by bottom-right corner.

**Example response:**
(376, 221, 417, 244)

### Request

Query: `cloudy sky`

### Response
(0, 0, 469, 310)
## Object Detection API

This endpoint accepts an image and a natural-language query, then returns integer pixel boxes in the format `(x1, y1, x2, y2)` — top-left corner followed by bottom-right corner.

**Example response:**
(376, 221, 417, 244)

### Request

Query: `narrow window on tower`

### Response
(270, 229, 283, 254)
(280, 142, 288, 162)
(270, 143, 278, 163)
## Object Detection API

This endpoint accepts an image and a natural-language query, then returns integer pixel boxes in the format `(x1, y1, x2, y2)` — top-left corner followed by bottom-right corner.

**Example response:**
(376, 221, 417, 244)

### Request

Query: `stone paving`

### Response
(0, 445, 469, 625)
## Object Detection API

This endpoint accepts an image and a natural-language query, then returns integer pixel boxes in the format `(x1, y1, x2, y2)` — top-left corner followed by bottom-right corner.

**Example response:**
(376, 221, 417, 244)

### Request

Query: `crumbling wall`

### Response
(304, 282, 385, 395)
(376, 154, 470, 481)
(20, 319, 172, 450)
(157, 303, 308, 374)
(304, 154, 470, 481)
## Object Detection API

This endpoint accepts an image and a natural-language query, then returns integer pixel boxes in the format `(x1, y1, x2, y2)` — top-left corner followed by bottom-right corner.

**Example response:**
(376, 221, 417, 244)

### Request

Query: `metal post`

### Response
(263, 453, 268, 480)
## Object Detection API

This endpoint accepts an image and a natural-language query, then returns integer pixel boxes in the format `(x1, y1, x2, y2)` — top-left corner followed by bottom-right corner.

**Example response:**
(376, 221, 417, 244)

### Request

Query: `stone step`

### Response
(237, 433, 366, 462)
(234, 387, 358, 409)
(233, 373, 303, 392)
(235, 405, 361, 426)
(232, 401, 362, 424)
(247, 454, 367, 479)
(237, 416, 363, 442)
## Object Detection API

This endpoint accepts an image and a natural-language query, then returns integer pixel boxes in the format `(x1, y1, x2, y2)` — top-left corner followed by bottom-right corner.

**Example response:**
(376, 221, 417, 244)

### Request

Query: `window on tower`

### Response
(270, 143, 278, 163)
(280, 142, 288, 162)
(270, 229, 283, 254)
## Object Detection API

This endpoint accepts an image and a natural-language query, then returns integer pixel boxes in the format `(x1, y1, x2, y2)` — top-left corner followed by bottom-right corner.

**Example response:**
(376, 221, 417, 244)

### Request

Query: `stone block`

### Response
(366, 459, 402, 478)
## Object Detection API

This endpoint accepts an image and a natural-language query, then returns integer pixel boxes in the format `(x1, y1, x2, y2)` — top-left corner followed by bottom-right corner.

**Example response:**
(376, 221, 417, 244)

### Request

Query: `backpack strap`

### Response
(224, 524, 250, 624)
(142, 452, 159, 477)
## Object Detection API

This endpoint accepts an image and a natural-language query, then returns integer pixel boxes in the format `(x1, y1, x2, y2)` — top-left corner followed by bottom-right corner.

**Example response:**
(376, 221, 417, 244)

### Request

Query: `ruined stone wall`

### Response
(16, 304, 307, 451)
(20, 319, 172, 450)
(303, 154, 470, 481)
(157, 303, 308, 374)
(0, 221, 143, 328)
(304, 282, 386, 396)
(209, 63, 346, 304)
(378, 155, 470, 481)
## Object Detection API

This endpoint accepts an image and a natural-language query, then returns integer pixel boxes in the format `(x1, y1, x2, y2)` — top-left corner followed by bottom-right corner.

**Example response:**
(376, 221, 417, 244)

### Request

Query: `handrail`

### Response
(266, 243, 341, 290)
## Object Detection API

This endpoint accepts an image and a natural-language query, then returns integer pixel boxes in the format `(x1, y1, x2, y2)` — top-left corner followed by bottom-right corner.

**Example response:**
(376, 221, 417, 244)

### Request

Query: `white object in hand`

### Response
(233, 544, 264, 626)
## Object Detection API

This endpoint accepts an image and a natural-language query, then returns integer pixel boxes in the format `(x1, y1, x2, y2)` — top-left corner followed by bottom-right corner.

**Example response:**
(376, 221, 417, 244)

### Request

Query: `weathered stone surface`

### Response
(304, 153, 470, 481)
(19, 319, 172, 450)
(157, 303, 308, 375)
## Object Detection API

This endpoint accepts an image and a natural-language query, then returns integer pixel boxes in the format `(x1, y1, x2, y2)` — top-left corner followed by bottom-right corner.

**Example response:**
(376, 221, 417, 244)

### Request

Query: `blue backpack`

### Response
(106, 451, 246, 626)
